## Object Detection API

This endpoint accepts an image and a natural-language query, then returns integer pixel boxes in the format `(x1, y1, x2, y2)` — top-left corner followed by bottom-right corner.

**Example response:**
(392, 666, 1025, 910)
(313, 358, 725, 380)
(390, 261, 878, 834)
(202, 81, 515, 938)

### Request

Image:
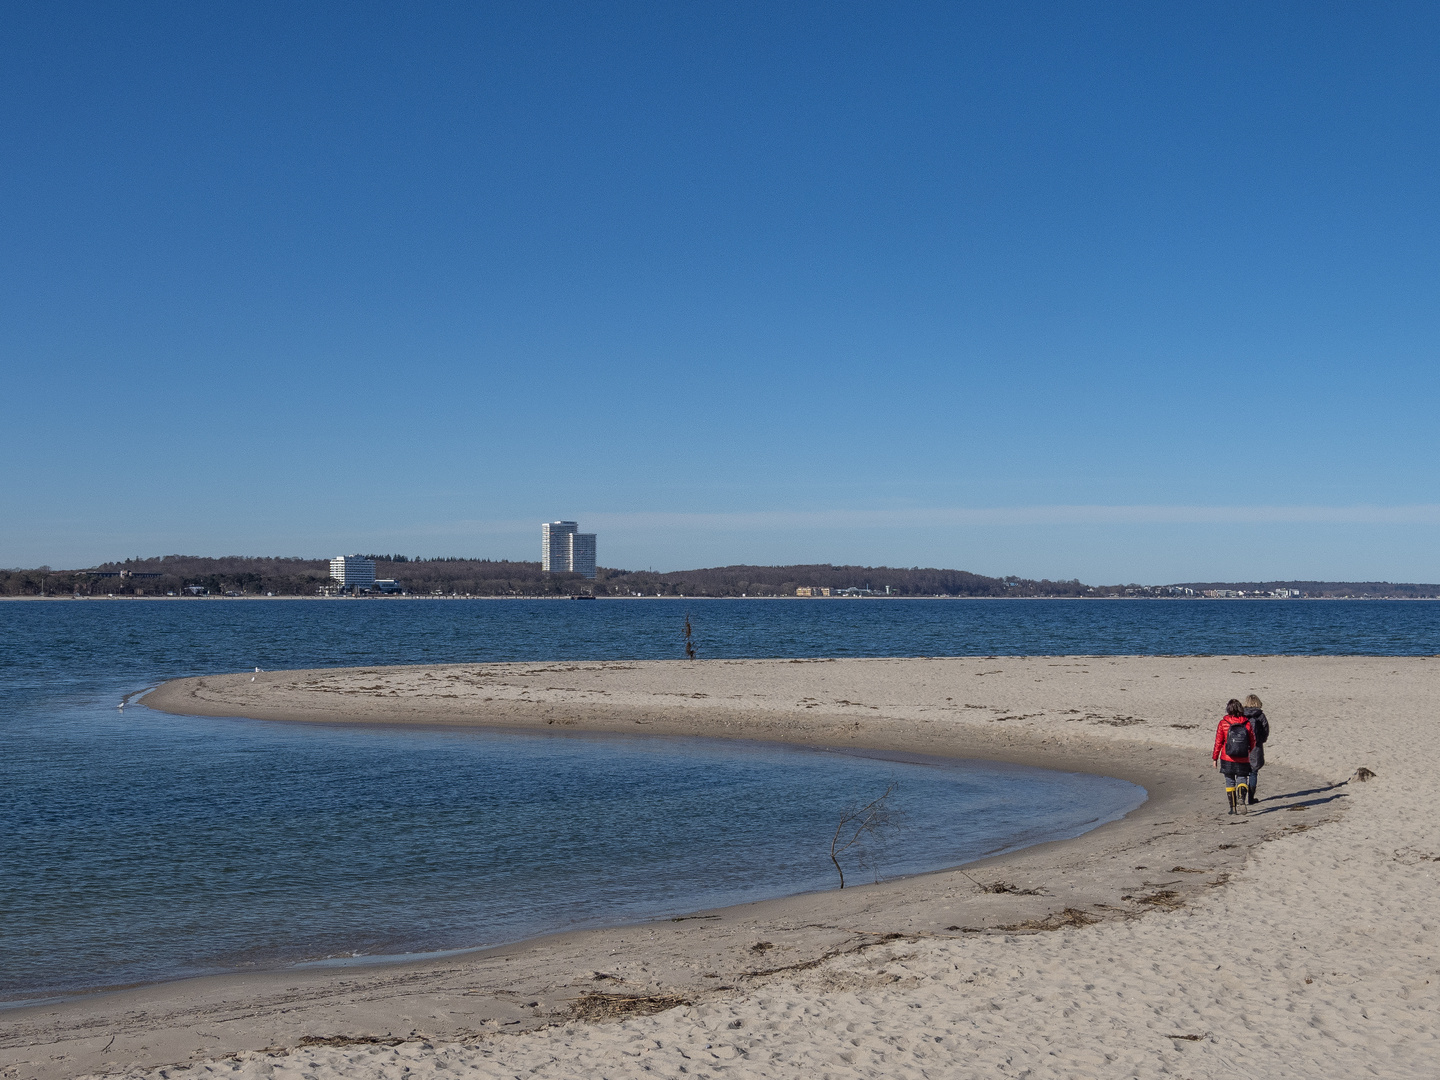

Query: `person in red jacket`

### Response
(1213, 699, 1255, 815)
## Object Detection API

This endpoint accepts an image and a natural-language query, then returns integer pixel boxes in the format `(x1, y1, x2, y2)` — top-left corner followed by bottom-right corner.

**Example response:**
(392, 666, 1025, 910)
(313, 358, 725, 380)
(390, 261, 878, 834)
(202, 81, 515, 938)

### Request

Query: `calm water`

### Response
(3, 597, 1434, 1004)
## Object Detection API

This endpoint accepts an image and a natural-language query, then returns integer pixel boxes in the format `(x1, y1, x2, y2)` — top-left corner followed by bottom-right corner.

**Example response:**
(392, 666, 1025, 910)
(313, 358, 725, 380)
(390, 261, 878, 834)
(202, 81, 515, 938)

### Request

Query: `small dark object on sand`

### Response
(981, 881, 1044, 895)
(1353, 767, 1377, 782)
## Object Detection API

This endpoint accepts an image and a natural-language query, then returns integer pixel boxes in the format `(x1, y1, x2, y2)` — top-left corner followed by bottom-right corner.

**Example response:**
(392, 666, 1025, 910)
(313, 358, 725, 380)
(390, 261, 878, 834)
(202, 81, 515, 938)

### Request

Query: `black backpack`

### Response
(1225, 719, 1253, 760)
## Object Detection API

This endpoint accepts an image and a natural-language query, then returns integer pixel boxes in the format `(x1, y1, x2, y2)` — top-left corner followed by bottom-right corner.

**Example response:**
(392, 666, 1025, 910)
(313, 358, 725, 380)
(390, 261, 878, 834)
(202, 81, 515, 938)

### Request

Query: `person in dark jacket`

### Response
(1213, 698, 1255, 815)
(1242, 693, 1270, 804)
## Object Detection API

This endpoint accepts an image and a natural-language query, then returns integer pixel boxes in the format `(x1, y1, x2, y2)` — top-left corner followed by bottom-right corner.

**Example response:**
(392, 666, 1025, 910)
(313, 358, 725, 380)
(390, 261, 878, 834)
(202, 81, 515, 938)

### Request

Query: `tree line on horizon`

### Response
(1, 555, 1437, 599)
(0, 555, 1080, 598)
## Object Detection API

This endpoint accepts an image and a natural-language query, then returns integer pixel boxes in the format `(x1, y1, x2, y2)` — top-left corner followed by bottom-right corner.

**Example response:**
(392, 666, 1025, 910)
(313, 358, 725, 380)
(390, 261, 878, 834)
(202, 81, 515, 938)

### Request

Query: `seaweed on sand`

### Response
(998, 907, 1100, 932)
(570, 992, 692, 1021)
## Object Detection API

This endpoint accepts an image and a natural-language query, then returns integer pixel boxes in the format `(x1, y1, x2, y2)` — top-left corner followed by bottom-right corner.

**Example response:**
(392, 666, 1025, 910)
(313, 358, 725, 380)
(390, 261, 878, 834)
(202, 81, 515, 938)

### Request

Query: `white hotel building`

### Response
(542, 521, 597, 579)
(330, 555, 376, 590)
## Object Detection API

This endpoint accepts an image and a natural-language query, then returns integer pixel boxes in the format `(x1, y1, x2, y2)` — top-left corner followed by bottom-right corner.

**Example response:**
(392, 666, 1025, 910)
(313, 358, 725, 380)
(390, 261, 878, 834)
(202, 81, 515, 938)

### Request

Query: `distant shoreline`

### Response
(5, 593, 1436, 601)
(8, 557, 1437, 599)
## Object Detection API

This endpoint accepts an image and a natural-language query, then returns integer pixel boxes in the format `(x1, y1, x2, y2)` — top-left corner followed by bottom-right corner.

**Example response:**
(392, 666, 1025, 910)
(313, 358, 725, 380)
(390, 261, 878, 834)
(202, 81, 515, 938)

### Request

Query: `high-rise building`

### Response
(330, 555, 376, 590)
(570, 531, 596, 579)
(541, 521, 597, 579)
(541, 521, 575, 572)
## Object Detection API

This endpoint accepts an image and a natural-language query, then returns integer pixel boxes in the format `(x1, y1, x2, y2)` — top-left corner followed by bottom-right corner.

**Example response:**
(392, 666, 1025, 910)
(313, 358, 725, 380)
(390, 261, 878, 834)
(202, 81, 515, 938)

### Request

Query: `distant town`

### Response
(2, 520, 1437, 600)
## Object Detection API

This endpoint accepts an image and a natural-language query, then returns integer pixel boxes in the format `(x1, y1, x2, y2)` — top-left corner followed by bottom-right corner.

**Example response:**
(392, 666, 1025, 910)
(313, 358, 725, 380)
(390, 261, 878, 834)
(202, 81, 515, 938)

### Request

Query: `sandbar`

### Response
(2, 655, 1434, 1079)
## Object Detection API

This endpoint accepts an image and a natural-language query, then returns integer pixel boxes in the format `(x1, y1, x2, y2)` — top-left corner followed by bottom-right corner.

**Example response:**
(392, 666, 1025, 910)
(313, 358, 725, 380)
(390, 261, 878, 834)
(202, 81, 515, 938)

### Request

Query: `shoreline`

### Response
(4, 655, 1431, 1079)
(7, 593, 1434, 602)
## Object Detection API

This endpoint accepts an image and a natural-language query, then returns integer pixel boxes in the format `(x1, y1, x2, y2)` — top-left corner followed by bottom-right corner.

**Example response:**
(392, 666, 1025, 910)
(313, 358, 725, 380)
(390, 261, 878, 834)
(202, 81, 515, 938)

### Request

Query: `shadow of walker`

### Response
(1252, 777, 1352, 816)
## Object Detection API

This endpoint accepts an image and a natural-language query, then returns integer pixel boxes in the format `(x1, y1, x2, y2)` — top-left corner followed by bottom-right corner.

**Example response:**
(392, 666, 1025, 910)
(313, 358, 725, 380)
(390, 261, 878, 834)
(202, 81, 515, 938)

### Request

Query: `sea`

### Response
(2, 597, 1436, 1005)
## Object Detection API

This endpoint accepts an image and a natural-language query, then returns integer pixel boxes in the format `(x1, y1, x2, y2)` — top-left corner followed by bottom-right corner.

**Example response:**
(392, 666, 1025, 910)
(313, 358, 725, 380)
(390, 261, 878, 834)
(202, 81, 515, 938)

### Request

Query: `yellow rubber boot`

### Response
(1226, 786, 1237, 814)
(1236, 783, 1249, 815)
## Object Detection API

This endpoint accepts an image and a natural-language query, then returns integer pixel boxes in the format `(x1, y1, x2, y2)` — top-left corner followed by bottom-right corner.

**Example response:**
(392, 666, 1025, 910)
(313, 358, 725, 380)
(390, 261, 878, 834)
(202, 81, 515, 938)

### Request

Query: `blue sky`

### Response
(3, 2, 1438, 582)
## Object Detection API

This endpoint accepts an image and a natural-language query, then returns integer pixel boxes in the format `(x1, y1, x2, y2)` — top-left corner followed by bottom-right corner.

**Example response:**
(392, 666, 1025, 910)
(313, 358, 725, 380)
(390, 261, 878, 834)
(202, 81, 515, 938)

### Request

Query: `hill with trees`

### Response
(0, 556, 1080, 597)
(2, 556, 1437, 599)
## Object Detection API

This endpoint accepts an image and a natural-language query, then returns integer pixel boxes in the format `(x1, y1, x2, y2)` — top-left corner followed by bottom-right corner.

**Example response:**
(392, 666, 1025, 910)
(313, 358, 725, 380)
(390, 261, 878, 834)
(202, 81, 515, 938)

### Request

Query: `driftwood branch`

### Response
(829, 781, 899, 888)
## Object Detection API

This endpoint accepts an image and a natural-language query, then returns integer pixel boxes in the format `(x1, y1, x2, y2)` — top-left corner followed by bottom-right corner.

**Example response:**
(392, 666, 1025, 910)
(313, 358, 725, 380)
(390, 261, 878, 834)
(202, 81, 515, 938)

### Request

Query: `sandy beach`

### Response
(3, 655, 1436, 1079)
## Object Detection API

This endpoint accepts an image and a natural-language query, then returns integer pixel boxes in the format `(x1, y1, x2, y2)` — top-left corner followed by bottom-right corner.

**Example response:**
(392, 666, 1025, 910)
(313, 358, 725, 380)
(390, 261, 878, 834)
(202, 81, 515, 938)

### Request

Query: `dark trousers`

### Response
(1220, 765, 1250, 792)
